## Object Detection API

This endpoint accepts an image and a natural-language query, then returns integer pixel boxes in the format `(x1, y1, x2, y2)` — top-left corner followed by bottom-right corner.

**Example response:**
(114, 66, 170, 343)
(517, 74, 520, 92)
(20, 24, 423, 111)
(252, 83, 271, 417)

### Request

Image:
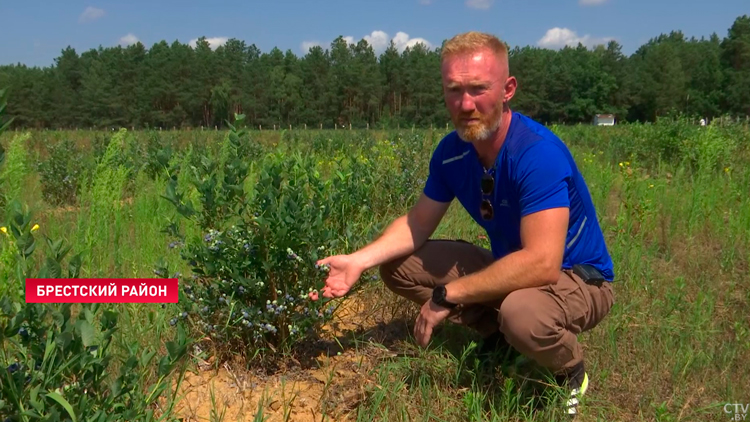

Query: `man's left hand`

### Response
(414, 299, 452, 347)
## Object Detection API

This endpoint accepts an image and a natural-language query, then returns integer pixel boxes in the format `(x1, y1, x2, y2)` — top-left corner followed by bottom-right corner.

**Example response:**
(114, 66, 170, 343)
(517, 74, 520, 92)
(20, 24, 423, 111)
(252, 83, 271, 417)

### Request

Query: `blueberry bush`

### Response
(35, 138, 86, 207)
(157, 114, 354, 364)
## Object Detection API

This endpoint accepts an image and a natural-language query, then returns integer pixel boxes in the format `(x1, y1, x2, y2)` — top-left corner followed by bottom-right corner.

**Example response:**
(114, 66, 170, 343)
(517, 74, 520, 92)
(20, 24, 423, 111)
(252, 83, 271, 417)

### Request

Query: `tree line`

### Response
(0, 15, 748, 130)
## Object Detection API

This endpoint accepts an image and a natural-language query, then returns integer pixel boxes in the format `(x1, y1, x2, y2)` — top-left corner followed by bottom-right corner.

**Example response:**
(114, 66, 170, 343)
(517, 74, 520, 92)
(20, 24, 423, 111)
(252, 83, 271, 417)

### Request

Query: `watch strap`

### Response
(432, 285, 457, 309)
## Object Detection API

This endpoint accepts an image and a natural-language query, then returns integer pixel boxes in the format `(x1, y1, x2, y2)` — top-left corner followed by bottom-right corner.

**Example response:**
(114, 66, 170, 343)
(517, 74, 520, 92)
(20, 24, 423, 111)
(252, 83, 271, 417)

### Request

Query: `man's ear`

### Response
(504, 76, 517, 103)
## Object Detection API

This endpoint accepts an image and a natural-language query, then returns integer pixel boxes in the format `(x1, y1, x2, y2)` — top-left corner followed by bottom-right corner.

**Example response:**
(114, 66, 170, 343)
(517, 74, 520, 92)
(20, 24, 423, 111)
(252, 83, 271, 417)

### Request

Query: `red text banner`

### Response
(25, 278, 179, 303)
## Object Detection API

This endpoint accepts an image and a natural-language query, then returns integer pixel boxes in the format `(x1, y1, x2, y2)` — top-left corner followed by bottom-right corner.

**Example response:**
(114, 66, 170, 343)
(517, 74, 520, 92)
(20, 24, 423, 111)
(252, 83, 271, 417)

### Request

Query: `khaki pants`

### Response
(378, 239, 614, 374)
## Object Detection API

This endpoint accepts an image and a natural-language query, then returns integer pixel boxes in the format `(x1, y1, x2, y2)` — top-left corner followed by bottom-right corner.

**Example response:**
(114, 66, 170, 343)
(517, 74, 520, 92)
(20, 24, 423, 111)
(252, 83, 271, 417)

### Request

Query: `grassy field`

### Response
(1, 119, 749, 422)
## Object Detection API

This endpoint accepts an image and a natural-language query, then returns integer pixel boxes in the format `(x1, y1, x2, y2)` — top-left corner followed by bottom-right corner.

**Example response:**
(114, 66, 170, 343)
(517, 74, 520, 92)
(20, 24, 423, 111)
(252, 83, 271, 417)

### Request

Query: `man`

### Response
(315, 31, 615, 418)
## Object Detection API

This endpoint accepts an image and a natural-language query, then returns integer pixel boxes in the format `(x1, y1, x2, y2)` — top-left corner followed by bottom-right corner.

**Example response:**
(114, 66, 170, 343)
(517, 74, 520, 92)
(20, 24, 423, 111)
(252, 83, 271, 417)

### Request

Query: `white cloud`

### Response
(119, 33, 139, 47)
(364, 31, 390, 52)
(79, 6, 105, 23)
(302, 30, 432, 55)
(391, 31, 432, 52)
(466, 0, 493, 9)
(579, 0, 608, 5)
(537, 27, 614, 49)
(301, 41, 322, 52)
(189, 37, 229, 50)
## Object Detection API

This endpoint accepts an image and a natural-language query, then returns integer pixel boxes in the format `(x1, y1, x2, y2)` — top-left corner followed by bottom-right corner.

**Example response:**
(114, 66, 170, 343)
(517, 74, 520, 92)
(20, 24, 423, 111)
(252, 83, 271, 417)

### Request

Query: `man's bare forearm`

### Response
(445, 248, 559, 305)
(350, 213, 431, 271)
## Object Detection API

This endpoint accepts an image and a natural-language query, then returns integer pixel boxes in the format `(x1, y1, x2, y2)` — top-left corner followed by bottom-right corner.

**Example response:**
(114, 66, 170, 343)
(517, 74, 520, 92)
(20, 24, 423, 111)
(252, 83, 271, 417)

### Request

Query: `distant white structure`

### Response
(593, 114, 616, 126)
(700, 118, 706, 126)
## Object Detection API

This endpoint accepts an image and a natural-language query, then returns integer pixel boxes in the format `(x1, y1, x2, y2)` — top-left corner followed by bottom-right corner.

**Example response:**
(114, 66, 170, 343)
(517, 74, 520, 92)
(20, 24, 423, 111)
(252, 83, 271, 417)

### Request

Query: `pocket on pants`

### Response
(545, 271, 590, 333)
(585, 282, 614, 332)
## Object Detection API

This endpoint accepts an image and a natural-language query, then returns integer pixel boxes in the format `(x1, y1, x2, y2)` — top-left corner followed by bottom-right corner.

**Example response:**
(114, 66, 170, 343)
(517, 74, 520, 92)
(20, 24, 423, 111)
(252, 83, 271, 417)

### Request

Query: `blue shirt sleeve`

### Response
(516, 141, 571, 216)
(423, 141, 455, 203)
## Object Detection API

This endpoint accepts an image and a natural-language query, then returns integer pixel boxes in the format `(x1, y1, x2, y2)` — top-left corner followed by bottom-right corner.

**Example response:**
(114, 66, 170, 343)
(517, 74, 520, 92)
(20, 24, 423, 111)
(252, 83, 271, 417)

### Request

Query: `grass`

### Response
(1, 122, 749, 421)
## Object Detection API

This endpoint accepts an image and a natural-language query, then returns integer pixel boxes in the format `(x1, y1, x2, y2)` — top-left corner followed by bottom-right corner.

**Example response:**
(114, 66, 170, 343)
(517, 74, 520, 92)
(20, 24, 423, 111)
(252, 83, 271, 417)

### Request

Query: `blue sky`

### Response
(1, 0, 747, 68)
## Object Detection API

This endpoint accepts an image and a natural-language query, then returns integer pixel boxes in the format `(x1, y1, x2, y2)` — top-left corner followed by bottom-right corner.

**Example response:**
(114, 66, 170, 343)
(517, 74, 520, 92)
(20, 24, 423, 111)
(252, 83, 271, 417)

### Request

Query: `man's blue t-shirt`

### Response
(423, 112, 615, 281)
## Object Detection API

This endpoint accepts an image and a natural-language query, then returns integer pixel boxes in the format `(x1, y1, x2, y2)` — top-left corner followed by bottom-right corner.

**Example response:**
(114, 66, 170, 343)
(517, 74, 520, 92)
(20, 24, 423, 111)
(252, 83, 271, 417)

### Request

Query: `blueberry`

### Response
(169, 318, 176, 326)
(18, 327, 28, 338)
(181, 312, 187, 319)
(7, 362, 20, 373)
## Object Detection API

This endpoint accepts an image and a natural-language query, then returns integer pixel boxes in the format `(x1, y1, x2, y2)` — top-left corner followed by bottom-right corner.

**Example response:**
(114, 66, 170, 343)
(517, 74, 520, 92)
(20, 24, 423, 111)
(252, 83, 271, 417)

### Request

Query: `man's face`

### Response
(441, 48, 513, 143)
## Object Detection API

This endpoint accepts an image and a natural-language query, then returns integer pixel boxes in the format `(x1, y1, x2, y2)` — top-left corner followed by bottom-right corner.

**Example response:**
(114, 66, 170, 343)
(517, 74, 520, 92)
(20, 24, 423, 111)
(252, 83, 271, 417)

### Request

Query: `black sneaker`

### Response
(555, 361, 589, 418)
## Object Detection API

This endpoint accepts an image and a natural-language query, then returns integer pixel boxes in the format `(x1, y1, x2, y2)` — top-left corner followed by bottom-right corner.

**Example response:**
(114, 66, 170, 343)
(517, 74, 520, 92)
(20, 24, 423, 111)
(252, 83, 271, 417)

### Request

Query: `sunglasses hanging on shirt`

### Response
(480, 168, 494, 221)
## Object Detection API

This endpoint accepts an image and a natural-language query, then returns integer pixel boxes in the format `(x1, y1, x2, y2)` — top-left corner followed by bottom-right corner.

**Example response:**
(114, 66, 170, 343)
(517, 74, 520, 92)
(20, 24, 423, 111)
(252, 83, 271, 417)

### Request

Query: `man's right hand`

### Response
(314, 254, 366, 299)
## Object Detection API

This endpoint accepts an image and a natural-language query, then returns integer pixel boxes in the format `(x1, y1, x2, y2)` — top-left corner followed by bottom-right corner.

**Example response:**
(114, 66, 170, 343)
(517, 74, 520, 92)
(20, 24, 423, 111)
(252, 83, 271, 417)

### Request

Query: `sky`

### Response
(1, 0, 747, 68)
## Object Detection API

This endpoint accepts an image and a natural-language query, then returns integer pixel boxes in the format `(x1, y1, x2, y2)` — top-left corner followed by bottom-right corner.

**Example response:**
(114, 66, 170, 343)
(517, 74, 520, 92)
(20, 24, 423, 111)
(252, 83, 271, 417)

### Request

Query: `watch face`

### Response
(434, 286, 445, 301)
(433, 285, 452, 307)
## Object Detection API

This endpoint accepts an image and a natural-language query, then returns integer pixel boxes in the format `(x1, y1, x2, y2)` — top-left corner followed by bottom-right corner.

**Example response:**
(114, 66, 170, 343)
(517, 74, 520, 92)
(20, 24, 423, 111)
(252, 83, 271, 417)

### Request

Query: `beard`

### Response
(453, 100, 504, 143)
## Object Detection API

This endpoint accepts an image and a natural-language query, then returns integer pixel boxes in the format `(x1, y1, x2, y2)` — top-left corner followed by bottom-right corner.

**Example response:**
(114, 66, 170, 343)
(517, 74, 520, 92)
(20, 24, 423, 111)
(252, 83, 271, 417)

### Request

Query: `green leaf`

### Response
(68, 253, 82, 278)
(44, 335, 56, 362)
(140, 348, 156, 367)
(30, 385, 42, 411)
(16, 259, 25, 284)
(23, 239, 36, 258)
(46, 391, 77, 422)
(45, 257, 62, 278)
(84, 307, 95, 324)
(101, 309, 118, 331)
(157, 355, 172, 377)
(111, 378, 123, 398)
(78, 320, 95, 348)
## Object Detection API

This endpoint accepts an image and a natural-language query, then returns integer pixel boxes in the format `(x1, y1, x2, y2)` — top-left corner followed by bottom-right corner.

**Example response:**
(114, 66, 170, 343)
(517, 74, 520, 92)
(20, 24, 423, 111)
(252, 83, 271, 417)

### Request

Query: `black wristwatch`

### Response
(432, 285, 457, 309)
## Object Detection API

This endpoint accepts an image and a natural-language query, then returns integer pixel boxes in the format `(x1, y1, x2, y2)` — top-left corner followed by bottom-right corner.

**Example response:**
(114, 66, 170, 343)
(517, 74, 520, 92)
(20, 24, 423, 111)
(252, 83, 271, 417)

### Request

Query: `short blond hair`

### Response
(441, 31, 508, 64)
